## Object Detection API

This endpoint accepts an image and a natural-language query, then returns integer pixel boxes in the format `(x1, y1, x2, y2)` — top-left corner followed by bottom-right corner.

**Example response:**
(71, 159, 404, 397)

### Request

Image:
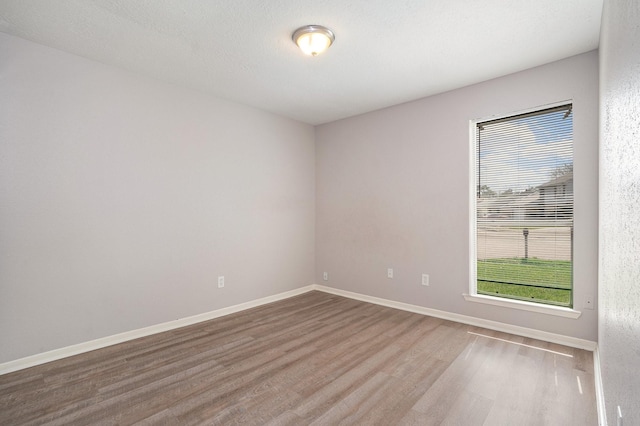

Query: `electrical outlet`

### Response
(422, 274, 429, 286)
(387, 268, 393, 279)
(585, 294, 594, 310)
(218, 276, 224, 288)
(323, 272, 328, 281)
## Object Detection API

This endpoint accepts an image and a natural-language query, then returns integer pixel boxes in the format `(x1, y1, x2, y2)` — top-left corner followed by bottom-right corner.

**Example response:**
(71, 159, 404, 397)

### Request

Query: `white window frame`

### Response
(465, 102, 581, 319)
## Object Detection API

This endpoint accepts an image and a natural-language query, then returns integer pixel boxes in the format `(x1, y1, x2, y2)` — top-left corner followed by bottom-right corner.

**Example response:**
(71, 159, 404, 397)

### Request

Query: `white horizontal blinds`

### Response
(476, 104, 573, 306)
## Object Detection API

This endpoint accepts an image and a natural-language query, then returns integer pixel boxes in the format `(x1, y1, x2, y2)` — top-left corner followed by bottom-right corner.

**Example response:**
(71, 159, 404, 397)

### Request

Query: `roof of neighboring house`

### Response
(509, 191, 540, 207)
(477, 190, 540, 210)
(539, 172, 573, 188)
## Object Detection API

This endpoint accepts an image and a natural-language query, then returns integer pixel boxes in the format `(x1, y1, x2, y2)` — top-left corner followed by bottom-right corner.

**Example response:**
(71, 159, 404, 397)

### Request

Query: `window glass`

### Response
(474, 104, 573, 307)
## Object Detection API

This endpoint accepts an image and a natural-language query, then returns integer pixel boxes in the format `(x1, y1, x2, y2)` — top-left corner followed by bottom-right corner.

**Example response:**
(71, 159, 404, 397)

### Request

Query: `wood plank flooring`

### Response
(0, 291, 597, 425)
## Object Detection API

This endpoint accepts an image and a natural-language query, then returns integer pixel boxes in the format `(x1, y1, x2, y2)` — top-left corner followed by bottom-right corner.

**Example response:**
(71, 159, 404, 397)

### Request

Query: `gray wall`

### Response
(0, 29, 604, 367)
(316, 51, 599, 342)
(599, 0, 640, 424)
(0, 33, 316, 363)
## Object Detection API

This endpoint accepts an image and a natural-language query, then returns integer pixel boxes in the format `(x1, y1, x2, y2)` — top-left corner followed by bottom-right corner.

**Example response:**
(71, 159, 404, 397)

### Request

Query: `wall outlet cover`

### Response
(422, 274, 429, 286)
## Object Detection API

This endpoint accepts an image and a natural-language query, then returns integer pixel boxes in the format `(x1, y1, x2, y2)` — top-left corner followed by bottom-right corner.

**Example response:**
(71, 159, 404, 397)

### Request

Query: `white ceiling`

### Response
(0, 0, 603, 125)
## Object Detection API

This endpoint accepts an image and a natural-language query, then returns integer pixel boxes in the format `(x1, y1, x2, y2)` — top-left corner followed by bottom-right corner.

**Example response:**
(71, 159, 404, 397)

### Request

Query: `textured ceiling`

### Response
(0, 0, 603, 125)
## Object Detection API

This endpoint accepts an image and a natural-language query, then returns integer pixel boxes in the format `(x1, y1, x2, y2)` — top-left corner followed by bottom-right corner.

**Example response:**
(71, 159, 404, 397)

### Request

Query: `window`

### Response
(471, 103, 573, 308)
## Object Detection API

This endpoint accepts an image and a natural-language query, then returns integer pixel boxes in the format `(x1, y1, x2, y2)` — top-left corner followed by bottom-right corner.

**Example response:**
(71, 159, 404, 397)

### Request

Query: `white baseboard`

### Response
(593, 345, 608, 425)
(311, 284, 597, 351)
(0, 285, 315, 375)
(1, 283, 597, 376)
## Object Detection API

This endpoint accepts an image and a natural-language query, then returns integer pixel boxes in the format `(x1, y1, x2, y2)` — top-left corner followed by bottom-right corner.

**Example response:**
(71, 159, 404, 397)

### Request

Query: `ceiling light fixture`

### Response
(292, 25, 335, 56)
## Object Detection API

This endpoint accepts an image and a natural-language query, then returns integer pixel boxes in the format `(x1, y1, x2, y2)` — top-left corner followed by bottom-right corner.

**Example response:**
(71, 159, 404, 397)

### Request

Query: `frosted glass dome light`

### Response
(292, 25, 335, 56)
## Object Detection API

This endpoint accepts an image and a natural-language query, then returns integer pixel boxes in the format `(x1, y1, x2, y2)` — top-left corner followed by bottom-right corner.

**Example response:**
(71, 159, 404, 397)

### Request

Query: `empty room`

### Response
(1, 1, 638, 425)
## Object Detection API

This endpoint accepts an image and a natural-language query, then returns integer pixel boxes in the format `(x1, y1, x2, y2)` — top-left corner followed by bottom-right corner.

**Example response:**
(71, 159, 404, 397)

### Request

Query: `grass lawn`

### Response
(477, 258, 572, 307)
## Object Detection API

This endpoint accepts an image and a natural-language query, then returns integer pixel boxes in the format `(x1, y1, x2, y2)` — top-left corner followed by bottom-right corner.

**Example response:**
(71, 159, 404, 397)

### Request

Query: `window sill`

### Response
(462, 293, 582, 319)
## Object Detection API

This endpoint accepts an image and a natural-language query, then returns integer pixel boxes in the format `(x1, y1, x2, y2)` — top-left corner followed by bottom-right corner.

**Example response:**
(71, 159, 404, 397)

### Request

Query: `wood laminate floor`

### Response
(1, 291, 597, 425)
